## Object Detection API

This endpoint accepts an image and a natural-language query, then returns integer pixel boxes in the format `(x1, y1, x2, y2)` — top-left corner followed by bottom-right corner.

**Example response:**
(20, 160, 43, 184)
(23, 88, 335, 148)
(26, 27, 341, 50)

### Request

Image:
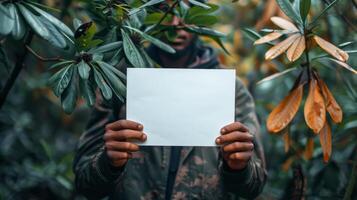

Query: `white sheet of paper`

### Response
(126, 68, 235, 146)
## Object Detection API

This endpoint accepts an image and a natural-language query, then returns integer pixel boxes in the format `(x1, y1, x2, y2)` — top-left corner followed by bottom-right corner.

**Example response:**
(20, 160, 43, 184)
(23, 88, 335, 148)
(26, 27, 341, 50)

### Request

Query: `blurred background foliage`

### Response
(0, 0, 356, 199)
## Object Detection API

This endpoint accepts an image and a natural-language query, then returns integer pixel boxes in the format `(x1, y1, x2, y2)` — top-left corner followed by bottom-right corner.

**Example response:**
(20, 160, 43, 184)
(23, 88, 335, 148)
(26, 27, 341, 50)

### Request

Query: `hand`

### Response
(103, 120, 147, 168)
(215, 122, 254, 171)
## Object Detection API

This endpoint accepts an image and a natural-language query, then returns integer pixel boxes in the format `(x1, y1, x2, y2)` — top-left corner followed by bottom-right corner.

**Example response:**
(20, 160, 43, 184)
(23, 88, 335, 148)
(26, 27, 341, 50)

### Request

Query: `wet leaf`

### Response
(314, 36, 349, 62)
(271, 16, 299, 32)
(287, 34, 305, 62)
(93, 66, 112, 100)
(48, 65, 73, 97)
(254, 32, 282, 45)
(10, 4, 26, 40)
(121, 29, 146, 68)
(319, 121, 332, 163)
(77, 61, 91, 79)
(318, 79, 342, 123)
(304, 79, 326, 133)
(267, 84, 304, 133)
(265, 33, 300, 60)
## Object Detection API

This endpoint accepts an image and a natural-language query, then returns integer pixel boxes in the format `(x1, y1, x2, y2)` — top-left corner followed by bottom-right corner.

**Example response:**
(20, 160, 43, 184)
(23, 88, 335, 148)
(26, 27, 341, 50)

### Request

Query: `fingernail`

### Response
(221, 128, 226, 134)
(142, 134, 147, 141)
(216, 138, 221, 144)
(138, 124, 143, 130)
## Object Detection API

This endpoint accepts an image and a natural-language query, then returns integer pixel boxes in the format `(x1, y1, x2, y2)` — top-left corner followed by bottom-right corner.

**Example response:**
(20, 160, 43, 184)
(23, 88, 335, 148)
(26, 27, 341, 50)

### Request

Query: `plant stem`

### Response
(0, 31, 34, 109)
(26, 45, 65, 62)
(148, 0, 180, 33)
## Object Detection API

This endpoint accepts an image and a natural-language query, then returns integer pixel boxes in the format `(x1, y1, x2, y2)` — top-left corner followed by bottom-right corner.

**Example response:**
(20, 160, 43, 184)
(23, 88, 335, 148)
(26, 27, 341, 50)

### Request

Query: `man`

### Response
(73, 2, 267, 199)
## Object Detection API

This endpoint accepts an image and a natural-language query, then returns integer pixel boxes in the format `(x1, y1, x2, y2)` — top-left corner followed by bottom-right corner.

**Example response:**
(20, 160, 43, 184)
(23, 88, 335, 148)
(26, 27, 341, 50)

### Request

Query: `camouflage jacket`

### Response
(73, 45, 267, 200)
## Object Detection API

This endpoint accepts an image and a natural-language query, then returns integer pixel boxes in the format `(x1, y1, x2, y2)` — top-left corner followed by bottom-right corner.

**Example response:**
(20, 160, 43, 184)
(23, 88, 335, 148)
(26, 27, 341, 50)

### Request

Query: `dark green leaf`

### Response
(184, 26, 226, 38)
(79, 79, 96, 106)
(257, 67, 298, 85)
(186, 3, 219, 20)
(60, 69, 77, 114)
(26, 3, 73, 37)
(124, 26, 175, 54)
(185, 15, 218, 26)
(0, 4, 14, 35)
(73, 18, 82, 30)
(212, 37, 230, 55)
(300, 0, 311, 23)
(49, 65, 73, 97)
(276, 0, 302, 25)
(39, 15, 67, 48)
(49, 60, 74, 70)
(93, 66, 112, 100)
(0, 3, 13, 19)
(241, 28, 262, 42)
(96, 60, 126, 80)
(93, 53, 104, 61)
(10, 4, 26, 40)
(310, 0, 339, 26)
(144, 13, 172, 25)
(77, 61, 91, 79)
(188, 0, 211, 9)
(121, 29, 146, 68)
(17, 3, 50, 39)
(89, 41, 122, 54)
(97, 62, 126, 102)
(130, 0, 165, 15)
(179, 1, 190, 18)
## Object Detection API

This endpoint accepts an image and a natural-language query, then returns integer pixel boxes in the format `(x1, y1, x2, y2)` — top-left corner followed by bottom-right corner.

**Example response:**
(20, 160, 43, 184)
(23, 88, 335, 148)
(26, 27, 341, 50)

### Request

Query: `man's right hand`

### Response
(103, 120, 147, 168)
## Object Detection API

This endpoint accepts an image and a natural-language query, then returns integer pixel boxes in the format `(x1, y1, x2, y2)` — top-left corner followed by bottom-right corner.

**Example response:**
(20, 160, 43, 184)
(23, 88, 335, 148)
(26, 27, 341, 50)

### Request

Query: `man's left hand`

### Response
(215, 122, 254, 171)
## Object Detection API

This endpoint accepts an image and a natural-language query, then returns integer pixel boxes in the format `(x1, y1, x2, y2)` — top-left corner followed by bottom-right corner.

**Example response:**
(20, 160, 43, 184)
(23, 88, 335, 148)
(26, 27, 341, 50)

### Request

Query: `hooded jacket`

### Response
(73, 44, 267, 200)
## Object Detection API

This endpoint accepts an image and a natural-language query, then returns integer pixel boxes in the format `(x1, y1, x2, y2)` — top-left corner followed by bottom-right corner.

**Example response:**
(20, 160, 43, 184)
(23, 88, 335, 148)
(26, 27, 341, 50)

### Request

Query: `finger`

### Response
(104, 129, 147, 142)
(221, 122, 249, 134)
(228, 151, 252, 161)
(105, 141, 140, 152)
(107, 151, 132, 160)
(222, 142, 254, 153)
(216, 131, 253, 145)
(105, 120, 143, 131)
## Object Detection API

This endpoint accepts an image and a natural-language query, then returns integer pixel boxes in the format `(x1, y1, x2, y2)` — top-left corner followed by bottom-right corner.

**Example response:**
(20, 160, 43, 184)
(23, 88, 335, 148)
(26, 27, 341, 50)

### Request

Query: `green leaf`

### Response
(0, 4, 14, 35)
(73, 18, 82, 30)
(17, 3, 50, 40)
(97, 62, 126, 102)
(300, 0, 311, 23)
(186, 3, 219, 20)
(129, 0, 165, 15)
(144, 13, 172, 25)
(49, 60, 74, 70)
(60, 69, 77, 114)
(185, 15, 218, 26)
(75, 21, 97, 50)
(276, 0, 302, 25)
(188, 0, 211, 9)
(79, 79, 96, 106)
(89, 41, 122, 54)
(10, 4, 26, 40)
(77, 61, 91, 79)
(0, 3, 13, 19)
(257, 67, 298, 85)
(179, 1, 190, 18)
(96, 60, 126, 80)
(124, 26, 175, 54)
(49, 65, 73, 97)
(212, 37, 230, 55)
(93, 66, 112, 100)
(184, 26, 226, 38)
(310, 0, 339, 26)
(241, 28, 262, 42)
(39, 15, 67, 48)
(121, 29, 146, 68)
(26, 3, 73, 37)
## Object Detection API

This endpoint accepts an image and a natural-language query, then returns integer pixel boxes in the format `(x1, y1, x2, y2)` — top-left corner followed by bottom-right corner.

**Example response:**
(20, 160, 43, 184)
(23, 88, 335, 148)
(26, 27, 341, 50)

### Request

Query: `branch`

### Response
(0, 32, 34, 109)
(26, 45, 65, 62)
(148, 0, 180, 32)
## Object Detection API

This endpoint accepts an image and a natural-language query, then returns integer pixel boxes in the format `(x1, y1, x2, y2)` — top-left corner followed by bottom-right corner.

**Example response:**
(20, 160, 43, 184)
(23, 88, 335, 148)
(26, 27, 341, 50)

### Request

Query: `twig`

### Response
(26, 45, 65, 62)
(0, 32, 34, 109)
(149, 0, 180, 32)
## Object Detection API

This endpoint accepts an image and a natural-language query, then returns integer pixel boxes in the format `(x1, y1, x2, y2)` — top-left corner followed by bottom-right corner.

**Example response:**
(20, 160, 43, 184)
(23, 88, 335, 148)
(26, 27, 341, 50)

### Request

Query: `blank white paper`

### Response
(126, 68, 235, 146)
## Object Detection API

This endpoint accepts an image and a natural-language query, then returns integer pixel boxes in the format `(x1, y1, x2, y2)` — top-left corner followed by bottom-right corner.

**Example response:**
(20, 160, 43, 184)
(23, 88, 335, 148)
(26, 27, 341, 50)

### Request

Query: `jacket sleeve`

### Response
(73, 95, 124, 199)
(220, 78, 267, 199)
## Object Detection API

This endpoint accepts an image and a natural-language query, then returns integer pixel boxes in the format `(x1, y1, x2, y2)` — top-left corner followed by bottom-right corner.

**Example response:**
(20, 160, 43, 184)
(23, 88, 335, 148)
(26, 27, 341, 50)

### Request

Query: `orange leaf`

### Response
(313, 36, 349, 62)
(304, 138, 314, 160)
(270, 17, 299, 32)
(254, 32, 282, 45)
(267, 84, 304, 133)
(304, 79, 326, 133)
(319, 121, 332, 163)
(265, 33, 300, 60)
(287, 34, 306, 62)
(318, 79, 343, 123)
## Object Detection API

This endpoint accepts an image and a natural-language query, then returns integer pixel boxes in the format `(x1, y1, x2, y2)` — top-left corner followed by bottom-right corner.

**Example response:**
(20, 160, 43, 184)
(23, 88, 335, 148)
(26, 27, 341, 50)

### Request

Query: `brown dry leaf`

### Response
(304, 138, 314, 160)
(283, 131, 291, 153)
(265, 33, 300, 60)
(319, 121, 332, 163)
(314, 36, 349, 62)
(304, 79, 326, 133)
(271, 16, 299, 32)
(267, 84, 304, 133)
(254, 32, 282, 45)
(318, 79, 343, 123)
(287, 34, 306, 62)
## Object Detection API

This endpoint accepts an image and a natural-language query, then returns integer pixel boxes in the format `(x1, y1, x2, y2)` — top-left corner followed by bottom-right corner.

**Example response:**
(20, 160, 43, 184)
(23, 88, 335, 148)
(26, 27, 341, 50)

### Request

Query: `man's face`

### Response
(159, 0, 195, 51)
